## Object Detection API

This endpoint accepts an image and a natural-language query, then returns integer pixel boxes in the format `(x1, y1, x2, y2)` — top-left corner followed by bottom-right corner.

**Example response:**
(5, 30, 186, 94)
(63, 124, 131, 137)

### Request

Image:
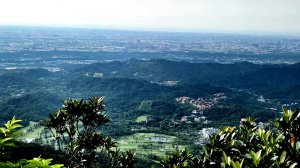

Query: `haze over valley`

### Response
(1, 0, 300, 166)
(0, 27, 300, 164)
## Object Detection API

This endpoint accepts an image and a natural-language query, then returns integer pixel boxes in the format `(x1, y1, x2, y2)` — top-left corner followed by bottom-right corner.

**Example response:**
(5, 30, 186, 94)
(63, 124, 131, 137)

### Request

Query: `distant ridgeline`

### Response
(0, 59, 299, 129)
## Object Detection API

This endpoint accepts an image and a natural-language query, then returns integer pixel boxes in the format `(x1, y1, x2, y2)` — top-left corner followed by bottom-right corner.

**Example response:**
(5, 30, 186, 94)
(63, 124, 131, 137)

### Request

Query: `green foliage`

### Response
(0, 117, 64, 167)
(0, 116, 22, 138)
(0, 117, 22, 159)
(0, 157, 63, 168)
(0, 59, 285, 138)
(23, 157, 63, 168)
(0, 92, 62, 125)
(43, 96, 136, 167)
(161, 108, 300, 167)
(160, 149, 193, 168)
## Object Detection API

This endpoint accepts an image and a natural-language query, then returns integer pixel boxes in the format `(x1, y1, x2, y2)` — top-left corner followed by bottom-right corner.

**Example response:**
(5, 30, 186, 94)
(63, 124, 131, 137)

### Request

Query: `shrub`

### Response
(161, 108, 300, 168)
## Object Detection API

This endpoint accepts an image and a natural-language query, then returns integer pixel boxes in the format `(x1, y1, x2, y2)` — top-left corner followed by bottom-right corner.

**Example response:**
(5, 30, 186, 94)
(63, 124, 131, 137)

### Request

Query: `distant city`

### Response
(2, 26, 300, 53)
(0, 26, 300, 69)
(1, 26, 300, 164)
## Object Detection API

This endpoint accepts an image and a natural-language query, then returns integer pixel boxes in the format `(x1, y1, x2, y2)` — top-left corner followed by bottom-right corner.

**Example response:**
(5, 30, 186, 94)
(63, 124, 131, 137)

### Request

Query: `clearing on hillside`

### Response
(135, 115, 151, 123)
(116, 133, 185, 157)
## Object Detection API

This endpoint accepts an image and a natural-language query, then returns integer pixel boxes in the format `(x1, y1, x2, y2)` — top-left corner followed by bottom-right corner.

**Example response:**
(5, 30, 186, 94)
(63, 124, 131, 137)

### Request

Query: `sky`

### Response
(0, 0, 300, 34)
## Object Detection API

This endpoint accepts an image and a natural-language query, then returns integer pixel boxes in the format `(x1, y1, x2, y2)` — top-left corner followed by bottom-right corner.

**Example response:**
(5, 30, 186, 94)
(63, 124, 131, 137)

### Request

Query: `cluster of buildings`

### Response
(156, 80, 179, 86)
(175, 93, 227, 124)
(176, 93, 226, 112)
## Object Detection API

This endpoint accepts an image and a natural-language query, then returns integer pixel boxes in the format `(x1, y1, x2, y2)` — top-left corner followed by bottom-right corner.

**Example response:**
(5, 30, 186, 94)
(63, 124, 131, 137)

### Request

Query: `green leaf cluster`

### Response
(0, 117, 63, 168)
(0, 117, 22, 158)
(161, 108, 300, 167)
(43, 97, 136, 167)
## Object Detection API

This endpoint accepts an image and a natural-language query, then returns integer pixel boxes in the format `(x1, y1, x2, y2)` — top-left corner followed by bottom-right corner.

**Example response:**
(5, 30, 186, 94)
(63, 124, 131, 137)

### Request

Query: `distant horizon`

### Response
(1, 0, 300, 37)
(1, 24, 300, 38)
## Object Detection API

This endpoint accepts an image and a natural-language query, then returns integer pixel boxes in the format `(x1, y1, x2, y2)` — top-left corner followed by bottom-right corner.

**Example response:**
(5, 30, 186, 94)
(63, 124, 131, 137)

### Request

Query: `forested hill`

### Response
(76, 59, 300, 96)
(74, 59, 266, 84)
(0, 59, 299, 127)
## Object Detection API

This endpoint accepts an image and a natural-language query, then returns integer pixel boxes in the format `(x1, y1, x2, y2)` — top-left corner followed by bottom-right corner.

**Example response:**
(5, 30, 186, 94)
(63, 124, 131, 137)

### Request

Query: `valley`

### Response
(1, 27, 300, 163)
(1, 57, 299, 159)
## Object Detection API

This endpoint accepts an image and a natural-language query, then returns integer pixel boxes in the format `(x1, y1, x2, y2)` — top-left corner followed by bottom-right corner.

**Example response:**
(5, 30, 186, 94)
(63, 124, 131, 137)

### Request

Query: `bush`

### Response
(161, 108, 300, 168)
(0, 117, 63, 168)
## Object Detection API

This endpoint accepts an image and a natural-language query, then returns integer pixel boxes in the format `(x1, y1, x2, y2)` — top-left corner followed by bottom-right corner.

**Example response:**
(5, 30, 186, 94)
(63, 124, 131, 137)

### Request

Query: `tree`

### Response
(43, 97, 135, 167)
(161, 108, 300, 168)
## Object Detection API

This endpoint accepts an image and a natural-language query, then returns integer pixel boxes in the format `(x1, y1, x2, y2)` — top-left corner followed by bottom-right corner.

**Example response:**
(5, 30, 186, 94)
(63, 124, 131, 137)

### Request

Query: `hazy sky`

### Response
(0, 0, 300, 34)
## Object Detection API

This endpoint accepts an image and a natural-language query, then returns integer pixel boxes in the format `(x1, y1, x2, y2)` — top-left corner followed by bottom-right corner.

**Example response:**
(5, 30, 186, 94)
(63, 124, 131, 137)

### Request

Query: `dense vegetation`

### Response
(1, 59, 293, 124)
(1, 59, 300, 162)
(1, 98, 300, 167)
(161, 108, 300, 168)
(1, 97, 136, 168)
